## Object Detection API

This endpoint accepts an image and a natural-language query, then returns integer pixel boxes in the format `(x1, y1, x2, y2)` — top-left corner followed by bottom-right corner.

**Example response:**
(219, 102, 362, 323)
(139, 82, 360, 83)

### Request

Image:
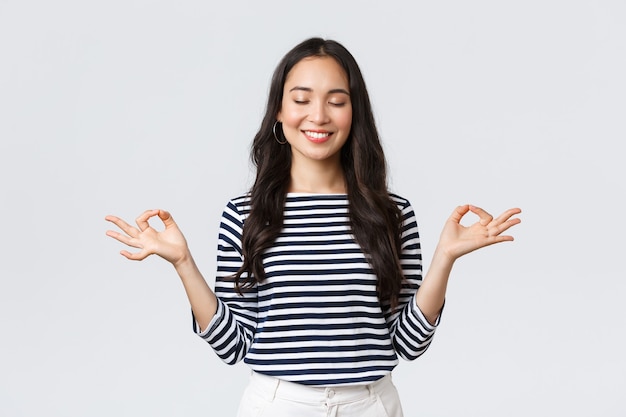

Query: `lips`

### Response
(303, 130, 332, 143)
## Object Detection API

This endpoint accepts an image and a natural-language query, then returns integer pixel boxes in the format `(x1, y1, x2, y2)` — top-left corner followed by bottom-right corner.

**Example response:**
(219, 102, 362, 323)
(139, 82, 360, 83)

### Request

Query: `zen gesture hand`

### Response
(105, 209, 190, 267)
(437, 205, 522, 261)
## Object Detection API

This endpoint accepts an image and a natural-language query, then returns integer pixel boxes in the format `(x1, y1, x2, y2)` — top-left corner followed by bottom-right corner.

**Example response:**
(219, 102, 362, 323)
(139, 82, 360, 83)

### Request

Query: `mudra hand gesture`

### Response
(437, 204, 522, 261)
(105, 209, 190, 267)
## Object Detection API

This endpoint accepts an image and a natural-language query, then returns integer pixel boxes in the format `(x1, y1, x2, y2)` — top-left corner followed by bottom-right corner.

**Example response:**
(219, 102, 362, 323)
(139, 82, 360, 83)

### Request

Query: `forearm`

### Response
(174, 254, 218, 332)
(415, 246, 455, 325)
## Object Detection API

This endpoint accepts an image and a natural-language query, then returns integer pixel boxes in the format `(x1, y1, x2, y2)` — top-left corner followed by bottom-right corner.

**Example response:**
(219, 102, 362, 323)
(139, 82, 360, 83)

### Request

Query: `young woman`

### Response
(105, 38, 521, 417)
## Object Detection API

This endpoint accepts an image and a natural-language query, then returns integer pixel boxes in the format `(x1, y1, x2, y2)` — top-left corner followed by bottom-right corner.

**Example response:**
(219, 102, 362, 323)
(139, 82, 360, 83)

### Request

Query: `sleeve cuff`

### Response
(411, 296, 444, 331)
(194, 299, 226, 339)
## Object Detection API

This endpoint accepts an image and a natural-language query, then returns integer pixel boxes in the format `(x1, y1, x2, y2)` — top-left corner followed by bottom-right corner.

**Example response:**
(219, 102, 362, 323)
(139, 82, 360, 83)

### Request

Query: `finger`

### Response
(135, 209, 159, 232)
(497, 217, 522, 234)
(469, 205, 494, 226)
(449, 205, 470, 224)
(105, 230, 142, 248)
(493, 208, 522, 225)
(486, 217, 521, 238)
(105, 215, 139, 238)
(488, 209, 522, 234)
(492, 234, 515, 243)
(120, 249, 151, 261)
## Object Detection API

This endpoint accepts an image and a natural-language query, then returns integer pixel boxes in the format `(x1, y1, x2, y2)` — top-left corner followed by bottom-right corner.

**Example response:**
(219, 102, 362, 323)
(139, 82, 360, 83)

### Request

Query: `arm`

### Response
(105, 209, 218, 330)
(416, 205, 522, 324)
(106, 202, 257, 364)
(386, 199, 440, 361)
(195, 199, 257, 364)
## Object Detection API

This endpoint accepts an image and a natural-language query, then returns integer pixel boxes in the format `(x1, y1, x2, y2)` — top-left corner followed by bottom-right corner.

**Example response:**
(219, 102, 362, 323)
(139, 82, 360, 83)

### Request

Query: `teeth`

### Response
(305, 131, 330, 139)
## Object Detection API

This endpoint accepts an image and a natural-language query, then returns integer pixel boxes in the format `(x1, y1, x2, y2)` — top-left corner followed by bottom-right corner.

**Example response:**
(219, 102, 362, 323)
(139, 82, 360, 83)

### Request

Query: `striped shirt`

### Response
(197, 193, 440, 386)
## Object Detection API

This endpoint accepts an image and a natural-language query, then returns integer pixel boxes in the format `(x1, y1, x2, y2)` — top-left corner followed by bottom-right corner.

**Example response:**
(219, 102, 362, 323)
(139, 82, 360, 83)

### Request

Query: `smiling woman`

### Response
(105, 37, 521, 417)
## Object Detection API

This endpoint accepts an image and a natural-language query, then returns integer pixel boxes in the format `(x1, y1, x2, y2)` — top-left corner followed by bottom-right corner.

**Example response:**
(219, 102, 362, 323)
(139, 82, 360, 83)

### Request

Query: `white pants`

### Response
(236, 372, 404, 417)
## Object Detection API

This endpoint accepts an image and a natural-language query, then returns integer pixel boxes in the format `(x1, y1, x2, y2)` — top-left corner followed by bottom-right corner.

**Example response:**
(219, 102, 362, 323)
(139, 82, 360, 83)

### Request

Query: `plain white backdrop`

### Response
(1, 1, 624, 416)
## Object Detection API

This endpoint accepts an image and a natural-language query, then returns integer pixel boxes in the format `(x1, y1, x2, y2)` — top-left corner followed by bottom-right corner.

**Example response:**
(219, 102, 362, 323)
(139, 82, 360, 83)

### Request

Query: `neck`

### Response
(288, 157, 346, 194)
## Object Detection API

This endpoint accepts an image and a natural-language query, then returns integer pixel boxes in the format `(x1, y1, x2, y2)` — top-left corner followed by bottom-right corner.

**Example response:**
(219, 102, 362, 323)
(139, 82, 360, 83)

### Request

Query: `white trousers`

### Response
(236, 372, 404, 417)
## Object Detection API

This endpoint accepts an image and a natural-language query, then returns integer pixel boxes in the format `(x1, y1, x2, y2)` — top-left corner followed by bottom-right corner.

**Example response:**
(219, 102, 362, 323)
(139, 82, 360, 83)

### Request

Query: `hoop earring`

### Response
(273, 121, 287, 145)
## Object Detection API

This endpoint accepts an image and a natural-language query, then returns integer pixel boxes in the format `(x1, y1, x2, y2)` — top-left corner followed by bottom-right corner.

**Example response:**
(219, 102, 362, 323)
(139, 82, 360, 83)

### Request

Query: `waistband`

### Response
(248, 371, 392, 405)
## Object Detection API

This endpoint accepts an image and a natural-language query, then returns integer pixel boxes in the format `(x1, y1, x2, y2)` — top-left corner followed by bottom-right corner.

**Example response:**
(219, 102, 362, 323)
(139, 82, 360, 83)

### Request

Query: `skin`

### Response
(105, 56, 521, 330)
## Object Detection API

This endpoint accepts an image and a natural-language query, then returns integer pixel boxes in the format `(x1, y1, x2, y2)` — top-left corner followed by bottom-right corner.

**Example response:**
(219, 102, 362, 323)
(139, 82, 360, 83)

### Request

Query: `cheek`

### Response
(280, 105, 304, 127)
(336, 110, 353, 131)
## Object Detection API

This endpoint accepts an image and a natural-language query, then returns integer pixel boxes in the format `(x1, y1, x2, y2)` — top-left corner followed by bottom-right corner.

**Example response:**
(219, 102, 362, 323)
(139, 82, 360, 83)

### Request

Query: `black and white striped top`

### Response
(197, 193, 440, 386)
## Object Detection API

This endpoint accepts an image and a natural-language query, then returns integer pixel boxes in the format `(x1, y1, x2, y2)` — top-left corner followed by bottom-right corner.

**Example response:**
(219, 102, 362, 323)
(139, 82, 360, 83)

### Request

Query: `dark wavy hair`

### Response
(234, 37, 405, 309)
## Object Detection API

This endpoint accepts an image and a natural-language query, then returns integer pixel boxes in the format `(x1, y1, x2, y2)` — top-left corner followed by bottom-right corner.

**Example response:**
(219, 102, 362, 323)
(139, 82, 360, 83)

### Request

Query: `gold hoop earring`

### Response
(273, 121, 287, 145)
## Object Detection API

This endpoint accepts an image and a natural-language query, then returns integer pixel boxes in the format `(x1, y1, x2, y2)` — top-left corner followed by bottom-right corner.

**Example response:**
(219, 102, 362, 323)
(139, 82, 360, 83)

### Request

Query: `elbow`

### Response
(394, 333, 436, 361)
(397, 343, 432, 361)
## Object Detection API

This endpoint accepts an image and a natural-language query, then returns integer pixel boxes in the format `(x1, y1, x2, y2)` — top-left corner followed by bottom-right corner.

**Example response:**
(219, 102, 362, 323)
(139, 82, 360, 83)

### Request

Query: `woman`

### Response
(105, 38, 521, 416)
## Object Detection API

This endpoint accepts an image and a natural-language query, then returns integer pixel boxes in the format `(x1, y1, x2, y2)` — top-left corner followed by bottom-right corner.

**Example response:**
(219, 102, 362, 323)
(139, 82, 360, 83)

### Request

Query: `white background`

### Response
(1, 1, 624, 416)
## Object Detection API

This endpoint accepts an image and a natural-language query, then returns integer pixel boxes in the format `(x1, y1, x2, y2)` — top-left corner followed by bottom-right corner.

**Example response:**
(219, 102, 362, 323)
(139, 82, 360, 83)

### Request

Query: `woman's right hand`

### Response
(105, 209, 190, 267)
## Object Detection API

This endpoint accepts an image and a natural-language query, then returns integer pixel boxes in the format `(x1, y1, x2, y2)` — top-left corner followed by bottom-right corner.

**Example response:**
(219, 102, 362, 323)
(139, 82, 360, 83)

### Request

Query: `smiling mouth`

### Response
(303, 130, 332, 141)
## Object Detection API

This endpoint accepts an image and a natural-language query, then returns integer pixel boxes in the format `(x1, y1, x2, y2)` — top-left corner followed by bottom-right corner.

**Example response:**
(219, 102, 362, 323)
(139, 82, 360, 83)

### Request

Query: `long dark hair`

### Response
(234, 37, 405, 309)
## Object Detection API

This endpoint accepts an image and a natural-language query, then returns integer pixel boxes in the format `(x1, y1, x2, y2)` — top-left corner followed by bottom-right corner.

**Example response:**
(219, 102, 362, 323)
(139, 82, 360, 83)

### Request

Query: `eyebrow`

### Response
(289, 86, 350, 96)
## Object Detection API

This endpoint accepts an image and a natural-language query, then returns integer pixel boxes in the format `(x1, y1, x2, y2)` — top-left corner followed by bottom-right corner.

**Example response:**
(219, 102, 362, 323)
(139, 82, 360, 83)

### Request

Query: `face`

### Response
(277, 56, 352, 167)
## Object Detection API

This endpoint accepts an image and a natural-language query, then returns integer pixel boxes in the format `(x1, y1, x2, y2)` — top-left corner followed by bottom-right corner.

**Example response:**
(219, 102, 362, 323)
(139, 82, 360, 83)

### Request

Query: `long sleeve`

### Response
(385, 197, 442, 361)
(195, 198, 257, 365)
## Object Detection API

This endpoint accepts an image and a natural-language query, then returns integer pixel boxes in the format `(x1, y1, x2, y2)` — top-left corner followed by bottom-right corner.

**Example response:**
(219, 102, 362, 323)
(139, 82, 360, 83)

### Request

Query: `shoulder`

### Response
(228, 193, 251, 208)
(220, 193, 252, 221)
(388, 192, 413, 211)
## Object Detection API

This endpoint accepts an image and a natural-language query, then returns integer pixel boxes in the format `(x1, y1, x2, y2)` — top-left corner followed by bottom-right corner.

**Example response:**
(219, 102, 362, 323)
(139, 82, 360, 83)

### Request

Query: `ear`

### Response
(276, 110, 282, 123)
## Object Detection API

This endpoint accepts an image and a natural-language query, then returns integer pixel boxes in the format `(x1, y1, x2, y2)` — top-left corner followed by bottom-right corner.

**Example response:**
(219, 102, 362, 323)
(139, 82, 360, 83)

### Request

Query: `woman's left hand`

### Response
(437, 205, 522, 261)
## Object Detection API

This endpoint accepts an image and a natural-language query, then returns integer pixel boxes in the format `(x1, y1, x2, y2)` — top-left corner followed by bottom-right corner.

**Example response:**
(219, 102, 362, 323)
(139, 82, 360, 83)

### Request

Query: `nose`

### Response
(309, 100, 330, 125)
